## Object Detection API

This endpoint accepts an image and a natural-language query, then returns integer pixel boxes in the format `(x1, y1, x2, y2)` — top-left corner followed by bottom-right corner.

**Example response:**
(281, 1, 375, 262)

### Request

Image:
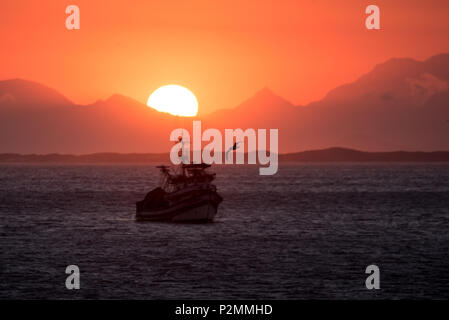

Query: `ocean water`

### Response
(1, 163, 448, 299)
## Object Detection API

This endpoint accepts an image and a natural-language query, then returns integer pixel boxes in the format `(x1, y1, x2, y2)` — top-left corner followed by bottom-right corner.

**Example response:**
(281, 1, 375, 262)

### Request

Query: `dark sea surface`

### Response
(1, 163, 448, 299)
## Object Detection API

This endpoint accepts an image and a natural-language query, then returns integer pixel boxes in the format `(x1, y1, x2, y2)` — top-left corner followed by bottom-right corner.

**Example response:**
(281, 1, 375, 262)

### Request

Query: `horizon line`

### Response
(2, 147, 449, 157)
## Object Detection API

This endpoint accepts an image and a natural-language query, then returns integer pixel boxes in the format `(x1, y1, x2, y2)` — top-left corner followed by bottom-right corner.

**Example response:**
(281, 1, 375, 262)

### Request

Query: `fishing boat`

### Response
(136, 163, 222, 222)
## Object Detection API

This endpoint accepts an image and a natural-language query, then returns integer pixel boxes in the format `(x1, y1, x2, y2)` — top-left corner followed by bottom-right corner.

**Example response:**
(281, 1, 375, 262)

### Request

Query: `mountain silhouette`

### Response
(204, 53, 449, 152)
(203, 87, 297, 128)
(1, 53, 448, 153)
(0, 79, 72, 108)
(0, 85, 179, 153)
(2, 147, 449, 164)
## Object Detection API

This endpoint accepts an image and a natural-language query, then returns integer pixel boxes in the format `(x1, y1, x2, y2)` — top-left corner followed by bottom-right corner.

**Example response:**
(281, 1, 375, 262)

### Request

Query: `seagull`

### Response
(226, 141, 242, 160)
(175, 136, 190, 149)
(174, 137, 182, 144)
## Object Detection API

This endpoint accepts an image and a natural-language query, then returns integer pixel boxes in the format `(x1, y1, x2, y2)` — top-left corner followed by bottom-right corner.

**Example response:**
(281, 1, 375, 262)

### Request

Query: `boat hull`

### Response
(136, 191, 221, 223)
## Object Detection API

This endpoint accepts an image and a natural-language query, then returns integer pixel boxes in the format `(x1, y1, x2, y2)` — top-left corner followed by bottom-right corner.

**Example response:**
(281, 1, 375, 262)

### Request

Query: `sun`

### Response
(147, 85, 198, 117)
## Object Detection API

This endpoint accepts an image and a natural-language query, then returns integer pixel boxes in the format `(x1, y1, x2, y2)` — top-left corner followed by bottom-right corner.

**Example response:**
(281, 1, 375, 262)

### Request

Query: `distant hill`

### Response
(0, 86, 180, 154)
(203, 53, 449, 152)
(0, 79, 72, 108)
(1, 148, 449, 164)
(0, 153, 169, 164)
(1, 53, 449, 153)
(279, 147, 449, 162)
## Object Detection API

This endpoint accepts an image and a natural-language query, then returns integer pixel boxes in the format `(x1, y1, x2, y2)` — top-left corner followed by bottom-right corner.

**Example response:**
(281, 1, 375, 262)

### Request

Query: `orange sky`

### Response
(1, 0, 449, 113)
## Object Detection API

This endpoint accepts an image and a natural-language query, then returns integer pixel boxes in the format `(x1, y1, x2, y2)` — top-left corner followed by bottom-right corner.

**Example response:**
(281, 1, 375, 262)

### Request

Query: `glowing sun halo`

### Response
(147, 85, 198, 117)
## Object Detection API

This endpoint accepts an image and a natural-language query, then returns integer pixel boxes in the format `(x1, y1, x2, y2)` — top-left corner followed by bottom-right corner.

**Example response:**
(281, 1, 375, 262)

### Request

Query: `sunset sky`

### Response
(1, 0, 449, 113)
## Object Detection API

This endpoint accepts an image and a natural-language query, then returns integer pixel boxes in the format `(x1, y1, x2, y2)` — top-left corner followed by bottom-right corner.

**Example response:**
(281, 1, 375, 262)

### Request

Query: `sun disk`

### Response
(147, 85, 198, 117)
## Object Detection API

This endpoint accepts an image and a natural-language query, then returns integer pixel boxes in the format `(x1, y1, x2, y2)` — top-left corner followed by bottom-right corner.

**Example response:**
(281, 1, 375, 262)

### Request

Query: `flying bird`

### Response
(174, 136, 190, 163)
(226, 141, 242, 160)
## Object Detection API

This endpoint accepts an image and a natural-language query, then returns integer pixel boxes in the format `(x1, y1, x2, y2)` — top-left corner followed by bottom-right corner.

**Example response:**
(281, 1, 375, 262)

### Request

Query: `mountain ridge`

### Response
(1, 53, 448, 153)
(0, 78, 73, 107)
(1, 147, 449, 164)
